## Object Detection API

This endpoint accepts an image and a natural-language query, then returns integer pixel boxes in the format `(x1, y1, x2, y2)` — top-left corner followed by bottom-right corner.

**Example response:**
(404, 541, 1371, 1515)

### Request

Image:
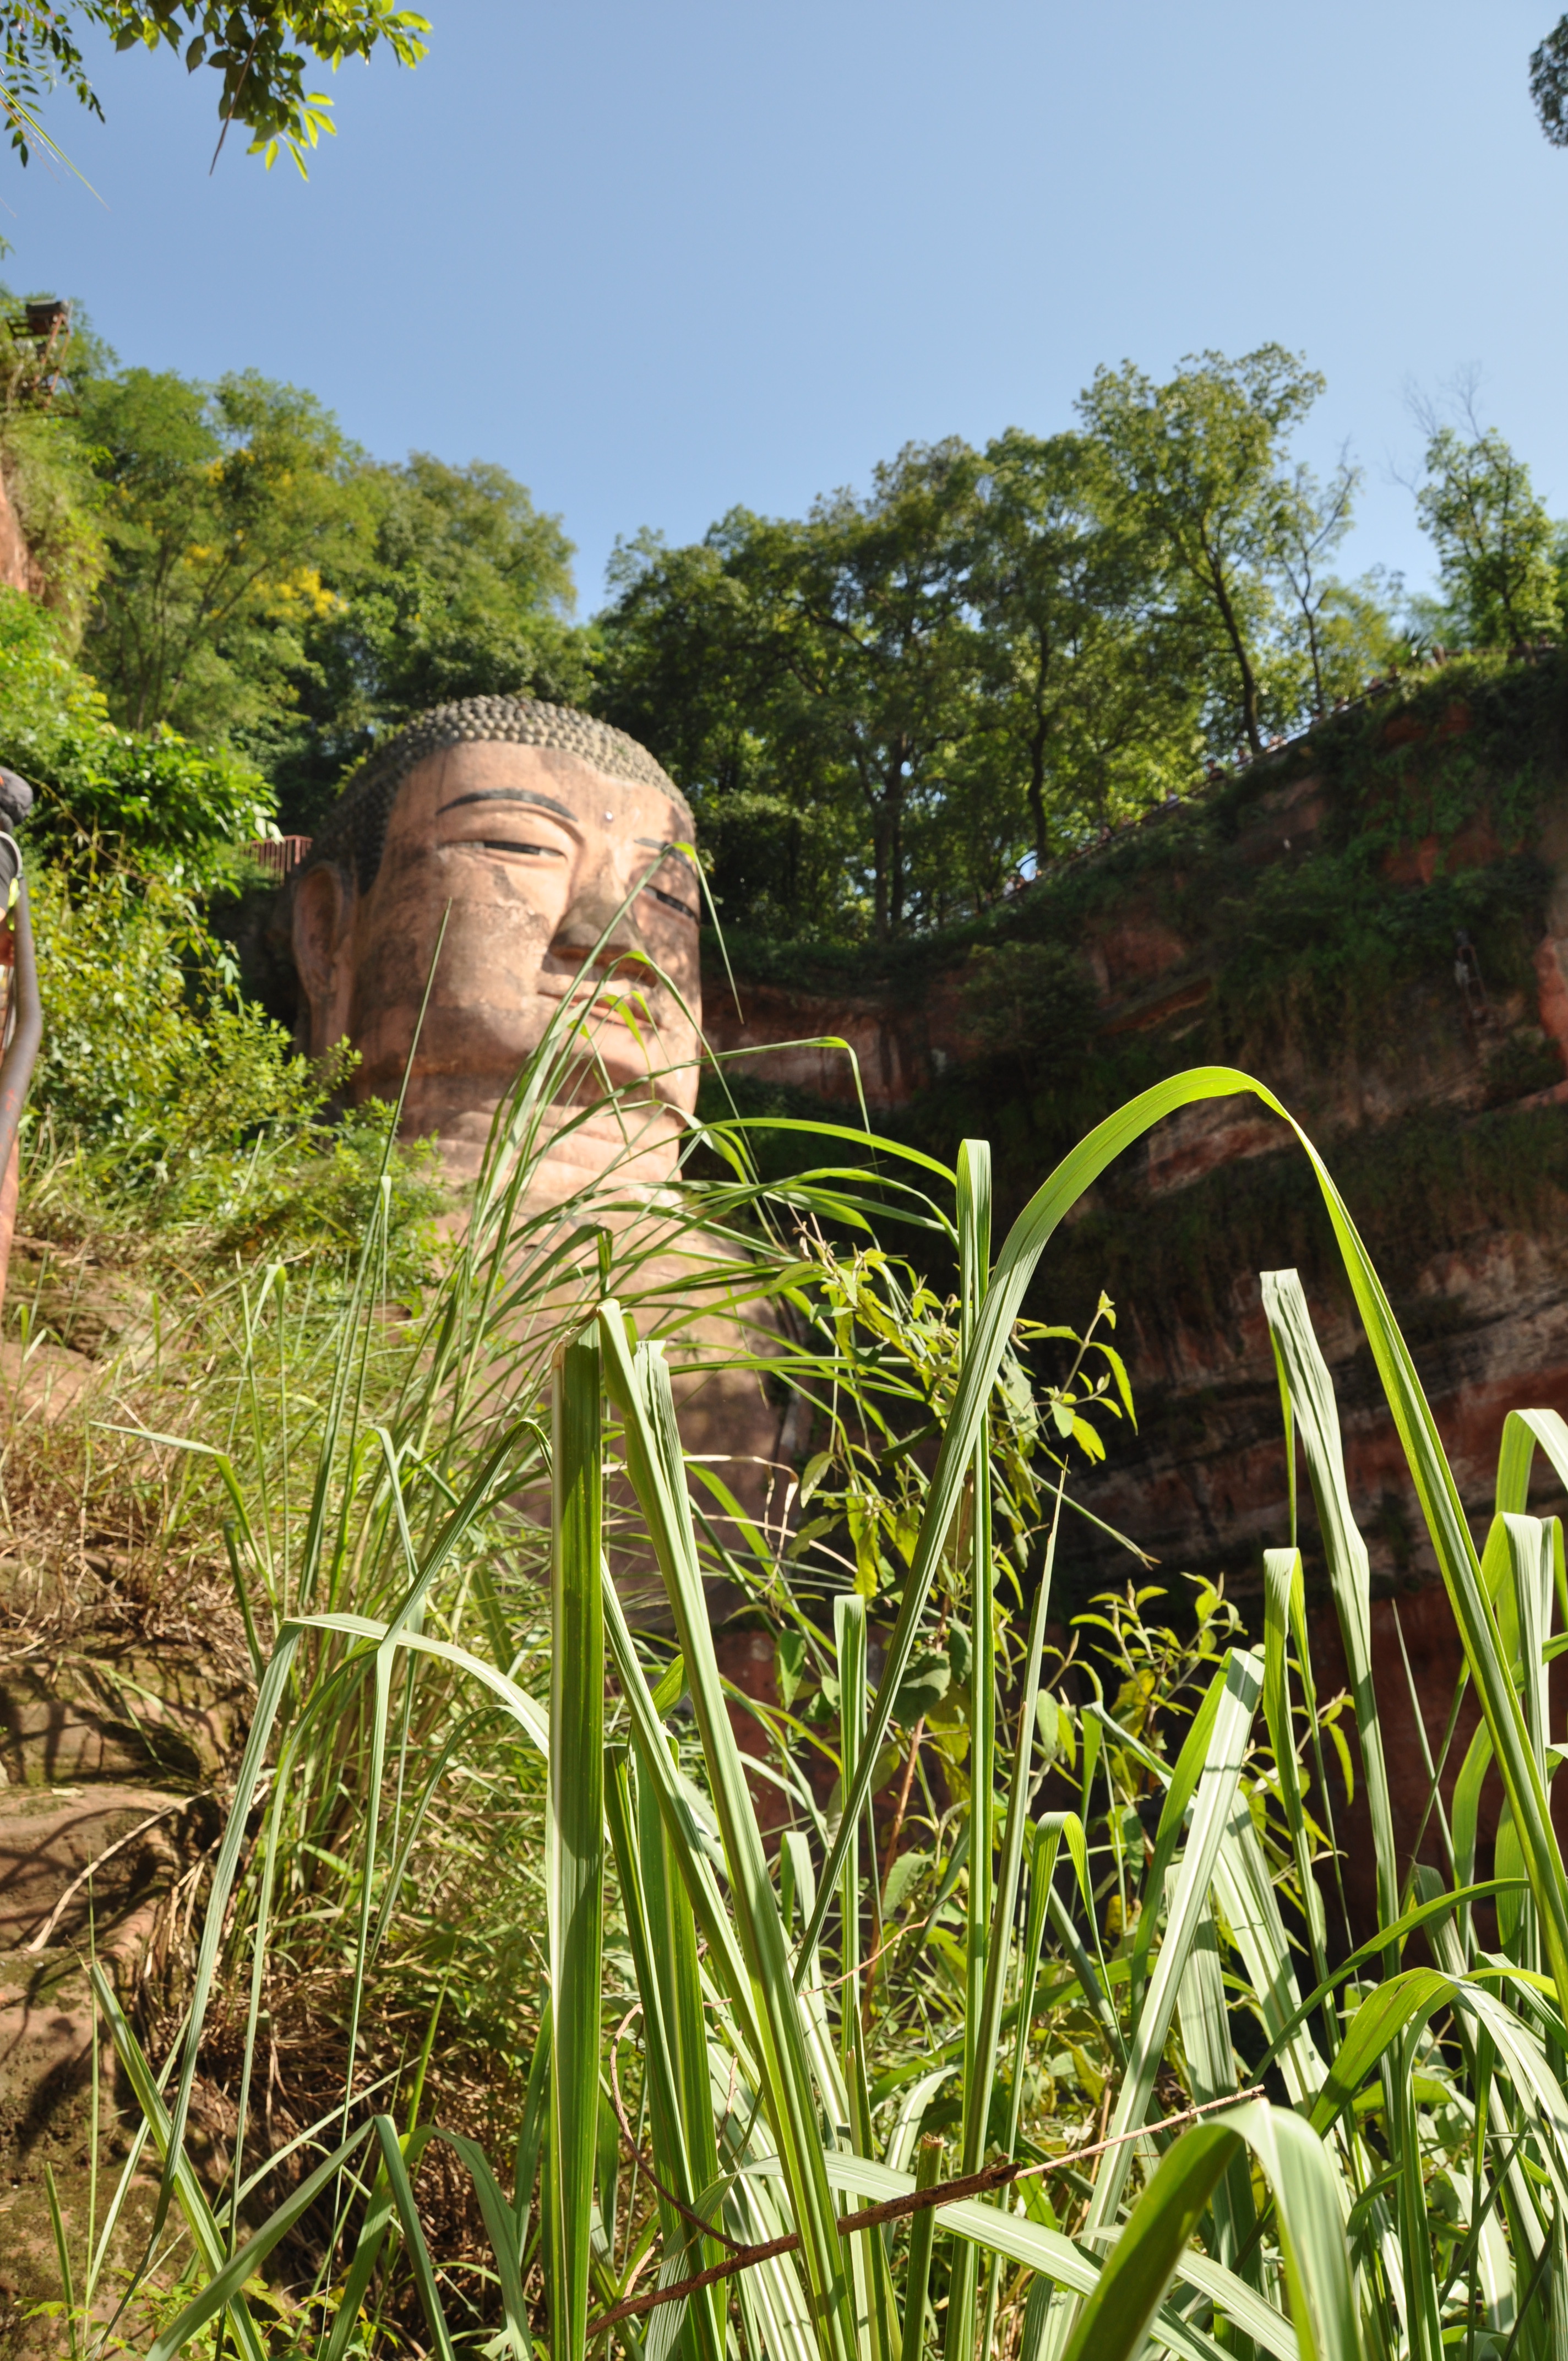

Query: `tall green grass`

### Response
(78, 1064, 1568, 2359)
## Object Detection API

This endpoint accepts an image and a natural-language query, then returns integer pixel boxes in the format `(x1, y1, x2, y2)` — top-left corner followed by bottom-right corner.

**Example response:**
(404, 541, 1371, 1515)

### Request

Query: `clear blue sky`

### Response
(5, 0, 1565, 613)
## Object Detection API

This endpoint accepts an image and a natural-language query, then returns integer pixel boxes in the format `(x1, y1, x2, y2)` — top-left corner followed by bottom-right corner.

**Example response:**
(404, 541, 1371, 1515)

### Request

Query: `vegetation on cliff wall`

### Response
(703, 649, 1568, 1408)
(711, 647, 1568, 1001)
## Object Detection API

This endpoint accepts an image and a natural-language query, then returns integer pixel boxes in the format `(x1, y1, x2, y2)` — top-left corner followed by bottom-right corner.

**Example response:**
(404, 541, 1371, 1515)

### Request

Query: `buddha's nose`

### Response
(551, 881, 653, 973)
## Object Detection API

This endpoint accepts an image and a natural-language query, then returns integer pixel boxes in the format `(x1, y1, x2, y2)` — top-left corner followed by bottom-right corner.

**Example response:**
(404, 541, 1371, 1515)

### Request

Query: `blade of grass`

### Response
(1059, 2102, 1359, 2361)
(1086, 1646, 1262, 2232)
(598, 1301, 855, 2361)
(1259, 1272, 1398, 1952)
(547, 1334, 606, 2361)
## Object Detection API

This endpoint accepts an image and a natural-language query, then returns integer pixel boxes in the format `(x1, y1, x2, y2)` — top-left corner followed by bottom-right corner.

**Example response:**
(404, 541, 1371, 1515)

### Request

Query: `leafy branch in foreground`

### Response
(3, 0, 430, 173)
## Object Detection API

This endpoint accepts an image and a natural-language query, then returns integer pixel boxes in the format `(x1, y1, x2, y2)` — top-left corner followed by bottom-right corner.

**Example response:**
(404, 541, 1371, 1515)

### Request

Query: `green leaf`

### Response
(777, 1628, 807, 1711)
(892, 1646, 951, 1723)
(1059, 2102, 1359, 2361)
(651, 1650, 687, 1715)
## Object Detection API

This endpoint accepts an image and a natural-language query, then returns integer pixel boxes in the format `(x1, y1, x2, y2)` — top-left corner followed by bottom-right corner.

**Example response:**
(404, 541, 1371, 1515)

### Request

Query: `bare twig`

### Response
(209, 29, 261, 173)
(586, 2085, 1265, 2337)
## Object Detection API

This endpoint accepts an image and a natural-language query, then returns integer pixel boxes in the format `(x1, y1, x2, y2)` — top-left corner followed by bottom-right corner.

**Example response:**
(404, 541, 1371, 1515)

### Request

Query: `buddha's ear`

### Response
(292, 863, 353, 1049)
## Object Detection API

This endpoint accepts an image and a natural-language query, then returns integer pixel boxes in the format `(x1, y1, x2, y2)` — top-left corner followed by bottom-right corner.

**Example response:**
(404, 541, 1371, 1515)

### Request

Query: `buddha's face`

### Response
(292, 739, 703, 1179)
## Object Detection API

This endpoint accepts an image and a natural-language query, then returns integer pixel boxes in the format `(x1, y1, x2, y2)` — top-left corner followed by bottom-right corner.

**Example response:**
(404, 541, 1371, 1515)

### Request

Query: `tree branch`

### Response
(585, 2085, 1265, 2337)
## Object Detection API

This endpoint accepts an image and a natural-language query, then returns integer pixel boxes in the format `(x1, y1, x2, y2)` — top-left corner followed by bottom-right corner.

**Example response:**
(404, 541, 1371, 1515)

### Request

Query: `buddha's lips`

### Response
(534, 973, 689, 1025)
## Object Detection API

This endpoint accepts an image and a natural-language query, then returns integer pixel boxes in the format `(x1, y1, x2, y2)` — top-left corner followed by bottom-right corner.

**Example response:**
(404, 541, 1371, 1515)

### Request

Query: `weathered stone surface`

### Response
(0, 1771, 220, 2348)
(284, 710, 702, 1196)
(0, 1495, 242, 2346)
(0, 1652, 241, 1788)
(281, 698, 790, 1531)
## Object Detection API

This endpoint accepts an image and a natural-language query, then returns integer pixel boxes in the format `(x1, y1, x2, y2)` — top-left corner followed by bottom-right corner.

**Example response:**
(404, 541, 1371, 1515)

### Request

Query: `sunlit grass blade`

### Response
(605, 1747, 726, 2361)
(1059, 2103, 1360, 2361)
(547, 1334, 606, 2361)
(1260, 1271, 1398, 1947)
(1176, 1896, 1258, 2288)
(1261, 1544, 1331, 2016)
(944, 1137, 996, 2361)
(598, 1299, 855, 2361)
(833, 1592, 896, 2361)
(1086, 1646, 1262, 2232)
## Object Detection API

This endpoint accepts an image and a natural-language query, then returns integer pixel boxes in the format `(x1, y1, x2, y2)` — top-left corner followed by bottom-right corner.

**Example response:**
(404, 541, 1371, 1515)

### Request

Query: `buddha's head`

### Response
(288, 698, 701, 1193)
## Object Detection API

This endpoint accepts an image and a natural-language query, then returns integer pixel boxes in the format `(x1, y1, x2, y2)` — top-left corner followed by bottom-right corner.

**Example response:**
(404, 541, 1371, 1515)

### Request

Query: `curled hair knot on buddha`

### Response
(301, 695, 693, 896)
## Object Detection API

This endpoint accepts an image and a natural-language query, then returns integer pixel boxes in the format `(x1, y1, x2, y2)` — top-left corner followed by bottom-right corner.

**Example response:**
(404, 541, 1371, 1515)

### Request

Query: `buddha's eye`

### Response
(469, 839, 567, 860)
(645, 882, 700, 922)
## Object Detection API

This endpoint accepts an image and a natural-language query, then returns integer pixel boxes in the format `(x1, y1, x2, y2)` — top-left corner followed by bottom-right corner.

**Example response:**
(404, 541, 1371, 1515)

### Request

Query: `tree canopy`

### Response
(270, 450, 587, 824)
(1534, 15, 1568, 144)
(596, 350, 1413, 944)
(80, 365, 364, 742)
(1414, 423, 1560, 652)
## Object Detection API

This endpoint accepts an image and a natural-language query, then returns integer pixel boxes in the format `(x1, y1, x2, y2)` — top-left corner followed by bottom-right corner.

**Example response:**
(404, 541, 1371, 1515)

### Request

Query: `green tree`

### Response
(1414, 421, 1560, 651)
(3, 0, 428, 175)
(597, 530, 852, 938)
(600, 445, 986, 943)
(745, 440, 985, 940)
(79, 363, 367, 742)
(276, 452, 586, 821)
(1080, 346, 1324, 759)
(1267, 453, 1359, 716)
(963, 427, 1198, 868)
(1532, 16, 1568, 144)
(1302, 574, 1408, 701)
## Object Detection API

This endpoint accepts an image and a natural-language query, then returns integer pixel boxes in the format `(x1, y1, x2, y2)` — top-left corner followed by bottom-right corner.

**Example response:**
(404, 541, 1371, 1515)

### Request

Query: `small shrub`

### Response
(23, 862, 444, 1283)
(0, 588, 277, 888)
(1484, 1025, 1564, 1104)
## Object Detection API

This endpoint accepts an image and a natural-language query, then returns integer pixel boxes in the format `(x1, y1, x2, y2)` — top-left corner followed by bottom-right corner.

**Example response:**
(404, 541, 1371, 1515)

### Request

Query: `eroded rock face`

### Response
(707, 694, 1568, 1580)
(703, 674, 1568, 1929)
(0, 473, 37, 601)
(0, 1522, 239, 2348)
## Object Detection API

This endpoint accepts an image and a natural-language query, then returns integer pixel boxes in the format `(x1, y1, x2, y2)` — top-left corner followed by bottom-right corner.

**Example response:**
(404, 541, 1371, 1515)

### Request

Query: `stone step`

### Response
(0, 1658, 241, 1789)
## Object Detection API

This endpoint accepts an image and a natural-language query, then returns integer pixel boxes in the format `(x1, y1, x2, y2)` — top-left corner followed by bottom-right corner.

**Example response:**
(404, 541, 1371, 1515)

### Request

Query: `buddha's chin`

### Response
(382, 1058, 691, 1193)
(423, 1098, 685, 1201)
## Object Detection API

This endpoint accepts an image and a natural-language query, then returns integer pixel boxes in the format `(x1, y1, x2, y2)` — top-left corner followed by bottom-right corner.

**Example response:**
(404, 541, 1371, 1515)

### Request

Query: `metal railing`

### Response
(247, 835, 313, 881)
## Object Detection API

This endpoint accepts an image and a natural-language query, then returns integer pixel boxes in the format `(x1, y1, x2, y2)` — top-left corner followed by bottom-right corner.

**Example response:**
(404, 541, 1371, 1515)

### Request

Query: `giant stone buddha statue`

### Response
(289, 696, 704, 1201)
(286, 698, 789, 1565)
